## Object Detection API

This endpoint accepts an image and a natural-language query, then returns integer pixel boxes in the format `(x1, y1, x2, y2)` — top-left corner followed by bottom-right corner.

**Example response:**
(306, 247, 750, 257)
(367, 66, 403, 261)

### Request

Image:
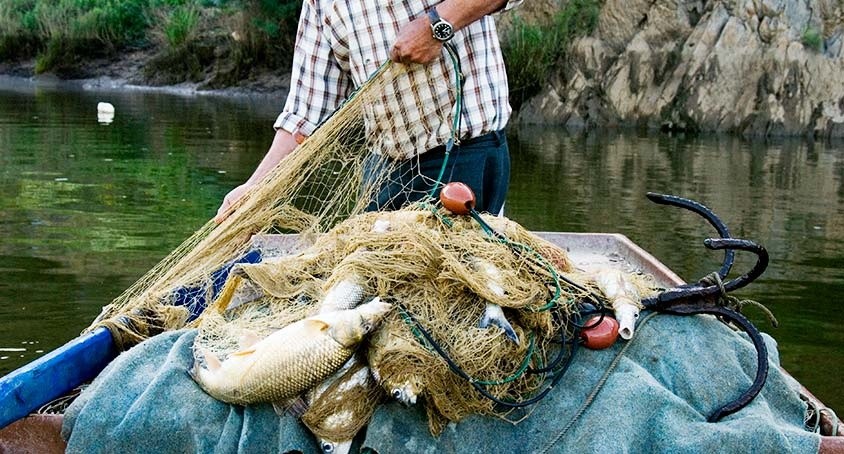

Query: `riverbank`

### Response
(0, 47, 290, 100)
(2, 0, 843, 139)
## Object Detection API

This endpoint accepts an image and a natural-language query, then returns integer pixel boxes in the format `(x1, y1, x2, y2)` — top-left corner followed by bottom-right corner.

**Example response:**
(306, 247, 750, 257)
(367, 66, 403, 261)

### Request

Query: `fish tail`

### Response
(479, 304, 520, 345)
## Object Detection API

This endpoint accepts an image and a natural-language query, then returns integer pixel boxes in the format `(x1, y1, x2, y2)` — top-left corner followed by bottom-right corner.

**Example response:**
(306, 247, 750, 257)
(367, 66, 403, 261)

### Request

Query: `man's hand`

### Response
(214, 182, 254, 224)
(390, 15, 443, 64)
(213, 129, 299, 224)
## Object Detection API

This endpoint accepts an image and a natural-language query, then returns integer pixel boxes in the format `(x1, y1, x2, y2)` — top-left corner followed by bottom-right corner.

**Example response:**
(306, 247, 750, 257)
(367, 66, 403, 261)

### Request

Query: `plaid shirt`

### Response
(274, 0, 522, 159)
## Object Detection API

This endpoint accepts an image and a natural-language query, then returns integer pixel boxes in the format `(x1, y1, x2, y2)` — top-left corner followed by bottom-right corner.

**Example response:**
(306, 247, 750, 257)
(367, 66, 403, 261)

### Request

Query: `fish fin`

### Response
(304, 319, 330, 333)
(283, 396, 309, 418)
(238, 330, 261, 349)
(501, 324, 520, 345)
(199, 348, 223, 371)
(478, 311, 493, 329)
(230, 348, 256, 357)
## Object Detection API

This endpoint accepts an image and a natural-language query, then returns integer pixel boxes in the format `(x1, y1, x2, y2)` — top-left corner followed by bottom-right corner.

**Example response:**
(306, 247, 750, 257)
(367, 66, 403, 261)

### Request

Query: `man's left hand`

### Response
(390, 15, 443, 64)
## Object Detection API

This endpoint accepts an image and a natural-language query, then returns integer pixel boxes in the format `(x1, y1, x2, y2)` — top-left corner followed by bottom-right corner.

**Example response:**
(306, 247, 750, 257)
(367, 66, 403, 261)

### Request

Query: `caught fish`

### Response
(319, 276, 365, 314)
(367, 324, 427, 406)
(303, 355, 380, 454)
(591, 268, 642, 340)
(372, 219, 391, 233)
(470, 257, 519, 344)
(371, 210, 431, 233)
(389, 381, 423, 406)
(190, 298, 392, 405)
(479, 303, 519, 345)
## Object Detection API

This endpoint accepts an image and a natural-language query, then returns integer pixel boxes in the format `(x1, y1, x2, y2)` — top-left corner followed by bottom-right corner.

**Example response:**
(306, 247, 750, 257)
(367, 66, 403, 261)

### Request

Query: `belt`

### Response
(419, 130, 505, 162)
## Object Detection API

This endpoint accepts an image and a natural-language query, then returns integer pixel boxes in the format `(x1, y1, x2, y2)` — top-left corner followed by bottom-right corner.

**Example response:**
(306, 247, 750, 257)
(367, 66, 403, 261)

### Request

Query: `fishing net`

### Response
(84, 58, 657, 436)
(88, 60, 461, 343)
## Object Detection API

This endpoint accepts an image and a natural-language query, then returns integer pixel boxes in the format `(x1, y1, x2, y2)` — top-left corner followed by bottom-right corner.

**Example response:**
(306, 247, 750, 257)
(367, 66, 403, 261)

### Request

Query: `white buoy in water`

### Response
(97, 112, 114, 124)
(97, 102, 114, 114)
(97, 102, 115, 124)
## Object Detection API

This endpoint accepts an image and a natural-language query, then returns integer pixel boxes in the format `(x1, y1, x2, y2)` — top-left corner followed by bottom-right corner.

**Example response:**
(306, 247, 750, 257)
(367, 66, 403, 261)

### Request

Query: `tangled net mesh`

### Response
(84, 60, 656, 437)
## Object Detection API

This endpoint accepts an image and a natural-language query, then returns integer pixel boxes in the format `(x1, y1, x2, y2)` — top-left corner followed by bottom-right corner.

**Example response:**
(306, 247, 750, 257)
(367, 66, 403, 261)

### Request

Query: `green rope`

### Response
(472, 333, 537, 386)
(503, 239, 563, 312)
(427, 42, 465, 200)
(700, 272, 779, 328)
(411, 199, 454, 227)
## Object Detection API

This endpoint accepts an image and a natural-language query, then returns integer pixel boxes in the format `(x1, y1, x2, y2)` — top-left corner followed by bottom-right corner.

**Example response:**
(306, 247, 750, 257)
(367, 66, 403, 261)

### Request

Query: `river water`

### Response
(1, 77, 842, 413)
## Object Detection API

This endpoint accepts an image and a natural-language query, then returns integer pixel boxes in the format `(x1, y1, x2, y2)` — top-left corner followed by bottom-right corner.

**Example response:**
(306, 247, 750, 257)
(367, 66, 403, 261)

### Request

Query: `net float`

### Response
(439, 182, 476, 215)
(580, 315, 619, 350)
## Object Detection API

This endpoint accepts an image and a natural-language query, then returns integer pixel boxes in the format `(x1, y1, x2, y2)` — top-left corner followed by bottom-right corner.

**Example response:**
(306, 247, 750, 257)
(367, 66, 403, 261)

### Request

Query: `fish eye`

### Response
(321, 442, 335, 453)
(391, 389, 402, 399)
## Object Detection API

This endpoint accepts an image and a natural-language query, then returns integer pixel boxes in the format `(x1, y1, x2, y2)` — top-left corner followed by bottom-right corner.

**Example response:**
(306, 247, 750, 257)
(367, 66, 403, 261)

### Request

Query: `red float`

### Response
(580, 315, 620, 350)
(440, 182, 476, 215)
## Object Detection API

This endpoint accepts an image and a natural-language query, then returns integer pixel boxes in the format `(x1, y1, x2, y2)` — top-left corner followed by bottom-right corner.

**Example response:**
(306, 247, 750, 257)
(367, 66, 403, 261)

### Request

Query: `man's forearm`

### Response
(436, 0, 509, 31)
(246, 129, 299, 185)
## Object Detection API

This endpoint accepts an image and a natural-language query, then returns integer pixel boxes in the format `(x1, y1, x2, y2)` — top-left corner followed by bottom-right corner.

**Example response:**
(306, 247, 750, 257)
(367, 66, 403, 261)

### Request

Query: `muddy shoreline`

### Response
(0, 52, 290, 101)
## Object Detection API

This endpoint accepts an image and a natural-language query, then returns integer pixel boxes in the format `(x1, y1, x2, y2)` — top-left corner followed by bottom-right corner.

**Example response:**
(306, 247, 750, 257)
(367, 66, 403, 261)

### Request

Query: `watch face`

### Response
(433, 23, 453, 41)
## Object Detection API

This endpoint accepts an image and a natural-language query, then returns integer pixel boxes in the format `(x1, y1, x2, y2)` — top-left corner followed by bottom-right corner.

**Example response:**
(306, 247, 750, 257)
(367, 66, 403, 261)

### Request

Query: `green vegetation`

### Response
(0, 0, 43, 60)
(0, 0, 300, 77)
(162, 4, 201, 48)
(501, 0, 602, 109)
(3, 0, 601, 108)
(801, 26, 823, 52)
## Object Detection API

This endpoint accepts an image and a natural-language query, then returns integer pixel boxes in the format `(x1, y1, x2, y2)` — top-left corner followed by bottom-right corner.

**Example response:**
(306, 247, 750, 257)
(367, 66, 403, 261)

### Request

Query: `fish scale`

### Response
(232, 326, 355, 404)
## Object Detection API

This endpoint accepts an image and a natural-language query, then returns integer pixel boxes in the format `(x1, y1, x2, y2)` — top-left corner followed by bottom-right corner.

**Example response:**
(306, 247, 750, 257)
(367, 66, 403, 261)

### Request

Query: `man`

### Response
(215, 0, 523, 222)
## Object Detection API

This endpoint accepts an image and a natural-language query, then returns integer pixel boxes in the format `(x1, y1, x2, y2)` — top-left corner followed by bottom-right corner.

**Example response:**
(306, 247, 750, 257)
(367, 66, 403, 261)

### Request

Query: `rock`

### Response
(507, 0, 844, 138)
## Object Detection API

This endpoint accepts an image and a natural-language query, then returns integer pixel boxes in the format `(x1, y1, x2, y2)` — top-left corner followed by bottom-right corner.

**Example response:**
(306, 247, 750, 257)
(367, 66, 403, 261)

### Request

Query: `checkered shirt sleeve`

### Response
(273, 0, 352, 136)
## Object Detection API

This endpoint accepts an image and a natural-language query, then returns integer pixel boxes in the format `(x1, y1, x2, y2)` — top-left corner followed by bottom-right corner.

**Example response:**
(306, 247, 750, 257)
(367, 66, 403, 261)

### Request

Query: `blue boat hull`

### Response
(0, 249, 262, 430)
(0, 327, 117, 430)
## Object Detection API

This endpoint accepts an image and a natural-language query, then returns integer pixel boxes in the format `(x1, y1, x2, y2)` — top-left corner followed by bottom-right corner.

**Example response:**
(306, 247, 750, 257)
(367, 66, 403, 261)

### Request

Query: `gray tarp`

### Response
(62, 312, 821, 453)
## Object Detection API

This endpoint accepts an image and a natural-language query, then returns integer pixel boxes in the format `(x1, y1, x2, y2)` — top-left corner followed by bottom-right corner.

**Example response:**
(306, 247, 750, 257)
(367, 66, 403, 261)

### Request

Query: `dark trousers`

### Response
(365, 130, 510, 214)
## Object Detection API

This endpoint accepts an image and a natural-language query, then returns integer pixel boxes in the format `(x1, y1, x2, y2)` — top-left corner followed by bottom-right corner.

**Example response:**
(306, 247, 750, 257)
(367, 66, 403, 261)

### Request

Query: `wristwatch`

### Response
(427, 8, 454, 42)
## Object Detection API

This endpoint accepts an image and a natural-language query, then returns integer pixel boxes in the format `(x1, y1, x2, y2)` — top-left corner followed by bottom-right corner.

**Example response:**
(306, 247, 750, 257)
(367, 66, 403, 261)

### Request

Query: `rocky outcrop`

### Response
(511, 0, 844, 139)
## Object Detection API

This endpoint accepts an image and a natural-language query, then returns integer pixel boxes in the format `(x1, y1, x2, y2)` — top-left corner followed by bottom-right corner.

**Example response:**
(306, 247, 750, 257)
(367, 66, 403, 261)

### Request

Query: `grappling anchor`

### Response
(642, 192, 772, 423)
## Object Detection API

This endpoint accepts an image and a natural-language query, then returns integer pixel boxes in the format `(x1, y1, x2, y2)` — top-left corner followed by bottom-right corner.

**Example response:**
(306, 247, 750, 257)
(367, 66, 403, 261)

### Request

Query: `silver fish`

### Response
(471, 257, 519, 344)
(479, 303, 519, 345)
(591, 268, 642, 340)
(319, 276, 365, 314)
(306, 356, 377, 454)
(367, 324, 426, 406)
(190, 298, 392, 405)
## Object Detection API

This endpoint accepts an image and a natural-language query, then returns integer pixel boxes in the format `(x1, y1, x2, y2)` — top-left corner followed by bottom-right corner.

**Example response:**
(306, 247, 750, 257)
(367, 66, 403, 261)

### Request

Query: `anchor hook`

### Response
(646, 192, 735, 280)
(641, 194, 772, 422)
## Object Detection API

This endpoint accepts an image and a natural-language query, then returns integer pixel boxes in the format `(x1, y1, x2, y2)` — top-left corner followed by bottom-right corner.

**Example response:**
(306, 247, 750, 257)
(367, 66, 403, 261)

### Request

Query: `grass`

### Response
(0, 0, 300, 76)
(163, 5, 201, 48)
(0, 0, 41, 59)
(4, 0, 599, 104)
(501, 0, 602, 109)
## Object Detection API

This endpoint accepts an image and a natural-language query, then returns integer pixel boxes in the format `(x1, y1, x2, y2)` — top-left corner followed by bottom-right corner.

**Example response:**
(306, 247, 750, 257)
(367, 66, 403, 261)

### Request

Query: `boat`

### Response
(0, 232, 841, 452)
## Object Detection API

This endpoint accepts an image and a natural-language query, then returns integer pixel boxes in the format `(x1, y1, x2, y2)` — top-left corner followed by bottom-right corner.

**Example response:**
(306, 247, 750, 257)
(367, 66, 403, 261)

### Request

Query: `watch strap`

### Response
(427, 8, 441, 25)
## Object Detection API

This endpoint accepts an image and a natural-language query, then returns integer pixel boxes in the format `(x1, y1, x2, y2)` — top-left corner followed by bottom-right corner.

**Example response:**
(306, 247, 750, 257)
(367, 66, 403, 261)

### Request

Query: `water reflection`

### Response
(0, 80, 841, 412)
(506, 126, 844, 411)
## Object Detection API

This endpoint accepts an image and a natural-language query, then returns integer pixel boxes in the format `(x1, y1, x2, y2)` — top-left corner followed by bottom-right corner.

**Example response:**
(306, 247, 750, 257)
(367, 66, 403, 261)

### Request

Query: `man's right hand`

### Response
(213, 129, 301, 224)
(214, 182, 254, 224)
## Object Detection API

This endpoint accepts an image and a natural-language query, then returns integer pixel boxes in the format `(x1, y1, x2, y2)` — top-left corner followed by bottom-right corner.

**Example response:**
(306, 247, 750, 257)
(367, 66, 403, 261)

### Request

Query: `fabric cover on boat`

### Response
(61, 312, 821, 453)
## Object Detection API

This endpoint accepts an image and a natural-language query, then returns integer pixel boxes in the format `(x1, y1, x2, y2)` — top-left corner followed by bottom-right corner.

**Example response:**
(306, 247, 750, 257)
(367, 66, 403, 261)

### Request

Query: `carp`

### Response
(190, 298, 392, 405)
